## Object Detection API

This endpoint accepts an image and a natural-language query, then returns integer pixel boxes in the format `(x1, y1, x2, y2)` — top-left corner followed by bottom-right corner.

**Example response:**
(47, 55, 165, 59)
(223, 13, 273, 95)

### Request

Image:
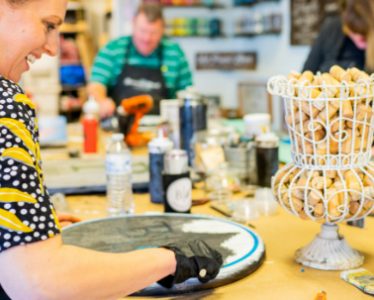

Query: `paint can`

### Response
(255, 132, 279, 187)
(178, 89, 207, 165)
(163, 149, 191, 213)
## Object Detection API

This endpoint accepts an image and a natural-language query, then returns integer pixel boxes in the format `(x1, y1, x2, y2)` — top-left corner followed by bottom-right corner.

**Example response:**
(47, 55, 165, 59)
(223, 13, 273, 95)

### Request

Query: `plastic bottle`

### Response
(105, 133, 134, 216)
(148, 129, 173, 204)
(82, 97, 99, 153)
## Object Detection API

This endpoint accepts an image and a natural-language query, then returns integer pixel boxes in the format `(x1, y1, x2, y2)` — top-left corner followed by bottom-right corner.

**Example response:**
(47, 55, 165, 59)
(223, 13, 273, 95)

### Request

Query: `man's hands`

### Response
(158, 240, 223, 288)
(98, 98, 116, 119)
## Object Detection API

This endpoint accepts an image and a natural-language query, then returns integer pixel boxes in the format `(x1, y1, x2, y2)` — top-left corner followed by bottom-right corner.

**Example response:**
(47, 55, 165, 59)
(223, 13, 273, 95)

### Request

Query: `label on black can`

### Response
(166, 178, 192, 212)
(163, 172, 192, 213)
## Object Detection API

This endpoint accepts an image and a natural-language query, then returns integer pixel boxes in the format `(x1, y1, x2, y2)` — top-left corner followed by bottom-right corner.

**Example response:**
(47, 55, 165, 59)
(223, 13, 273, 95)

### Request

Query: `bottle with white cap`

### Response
(148, 130, 173, 203)
(255, 132, 279, 187)
(163, 149, 192, 213)
(82, 96, 99, 153)
(106, 133, 134, 215)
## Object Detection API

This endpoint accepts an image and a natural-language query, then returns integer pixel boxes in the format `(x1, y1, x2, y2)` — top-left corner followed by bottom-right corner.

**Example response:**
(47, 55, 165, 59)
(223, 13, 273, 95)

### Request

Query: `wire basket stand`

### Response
(268, 74, 374, 270)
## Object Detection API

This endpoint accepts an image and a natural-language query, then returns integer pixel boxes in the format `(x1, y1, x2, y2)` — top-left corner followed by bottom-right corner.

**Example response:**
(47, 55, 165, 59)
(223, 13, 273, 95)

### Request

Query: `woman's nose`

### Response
(44, 33, 59, 56)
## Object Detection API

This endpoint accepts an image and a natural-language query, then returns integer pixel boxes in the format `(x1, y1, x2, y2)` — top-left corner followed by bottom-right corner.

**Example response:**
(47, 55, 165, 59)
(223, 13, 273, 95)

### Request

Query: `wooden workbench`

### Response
(64, 192, 374, 300)
(47, 124, 373, 299)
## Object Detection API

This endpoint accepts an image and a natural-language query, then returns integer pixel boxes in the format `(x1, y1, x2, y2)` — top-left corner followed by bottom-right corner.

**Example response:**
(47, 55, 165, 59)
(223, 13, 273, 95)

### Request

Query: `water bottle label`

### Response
(166, 178, 192, 212)
(106, 154, 131, 174)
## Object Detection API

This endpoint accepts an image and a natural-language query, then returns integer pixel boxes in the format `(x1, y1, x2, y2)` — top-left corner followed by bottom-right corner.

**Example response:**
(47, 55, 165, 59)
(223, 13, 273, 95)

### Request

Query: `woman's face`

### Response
(349, 32, 367, 50)
(0, 0, 67, 82)
(344, 25, 368, 50)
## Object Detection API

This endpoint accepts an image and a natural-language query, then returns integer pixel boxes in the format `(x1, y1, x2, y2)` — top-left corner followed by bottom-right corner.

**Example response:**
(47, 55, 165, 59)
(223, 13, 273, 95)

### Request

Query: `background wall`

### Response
(172, 0, 310, 109)
(111, 0, 311, 110)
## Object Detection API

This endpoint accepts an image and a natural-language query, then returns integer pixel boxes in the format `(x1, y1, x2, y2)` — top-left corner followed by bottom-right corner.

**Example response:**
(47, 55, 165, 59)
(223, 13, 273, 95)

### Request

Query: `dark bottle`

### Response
(163, 149, 192, 213)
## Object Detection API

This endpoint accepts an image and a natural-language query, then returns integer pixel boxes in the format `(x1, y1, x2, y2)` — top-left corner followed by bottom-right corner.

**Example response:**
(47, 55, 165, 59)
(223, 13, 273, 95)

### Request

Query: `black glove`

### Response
(157, 239, 223, 288)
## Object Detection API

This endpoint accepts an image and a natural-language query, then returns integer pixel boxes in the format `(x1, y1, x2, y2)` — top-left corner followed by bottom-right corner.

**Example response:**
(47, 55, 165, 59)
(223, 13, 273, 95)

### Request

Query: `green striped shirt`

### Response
(90, 36, 192, 98)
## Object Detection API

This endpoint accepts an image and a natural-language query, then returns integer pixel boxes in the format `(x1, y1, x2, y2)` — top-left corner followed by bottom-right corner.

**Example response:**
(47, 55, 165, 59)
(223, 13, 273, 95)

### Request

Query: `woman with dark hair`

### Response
(0, 1, 222, 299)
(303, 0, 374, 73)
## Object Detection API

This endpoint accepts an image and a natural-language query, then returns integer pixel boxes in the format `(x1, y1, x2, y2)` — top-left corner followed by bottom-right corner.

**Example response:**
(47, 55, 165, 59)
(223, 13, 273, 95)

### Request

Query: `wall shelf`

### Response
(234, 30, 281, 37)
(162, 4, 225, 8)
(166, 34, 226, 38)
(60, 21, 88, 34)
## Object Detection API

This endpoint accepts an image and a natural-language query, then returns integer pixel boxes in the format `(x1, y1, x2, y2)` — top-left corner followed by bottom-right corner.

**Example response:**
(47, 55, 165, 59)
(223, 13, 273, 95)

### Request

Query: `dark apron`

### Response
(108, 41, 168, 115)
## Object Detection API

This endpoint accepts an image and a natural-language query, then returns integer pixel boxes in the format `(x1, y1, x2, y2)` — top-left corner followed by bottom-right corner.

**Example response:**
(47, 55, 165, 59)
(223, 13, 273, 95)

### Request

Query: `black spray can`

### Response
(148, 131, 173, 204)
(179, 90, 207, 165)
(163, 149, 192, 213)
(255, 132, 279, 187)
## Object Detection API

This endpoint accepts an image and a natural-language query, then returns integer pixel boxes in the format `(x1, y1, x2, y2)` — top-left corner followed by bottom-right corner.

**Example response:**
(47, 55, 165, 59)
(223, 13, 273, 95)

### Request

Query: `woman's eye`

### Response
(46, 23, 57, 32)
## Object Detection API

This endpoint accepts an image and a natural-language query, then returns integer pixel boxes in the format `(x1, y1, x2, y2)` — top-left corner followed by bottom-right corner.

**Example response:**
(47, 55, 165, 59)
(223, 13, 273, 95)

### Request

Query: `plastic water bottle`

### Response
(106, 133, 134, 216)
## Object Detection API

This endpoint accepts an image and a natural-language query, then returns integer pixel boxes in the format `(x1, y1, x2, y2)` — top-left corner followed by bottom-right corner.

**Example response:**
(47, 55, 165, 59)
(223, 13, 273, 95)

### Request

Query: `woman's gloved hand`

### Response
(158, 240, 223, 288)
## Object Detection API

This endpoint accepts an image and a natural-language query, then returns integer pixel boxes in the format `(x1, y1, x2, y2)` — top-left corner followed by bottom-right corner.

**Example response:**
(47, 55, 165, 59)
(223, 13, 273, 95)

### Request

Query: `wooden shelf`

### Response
(234, 30, 281, 37)
(166, 34, 226, 38)
(67, 1, 84, 10)
(61, 84, 86, 92)
(233, 0, 280, 6)
(60, 21, 88, 34)
(162, 3, 225, 8)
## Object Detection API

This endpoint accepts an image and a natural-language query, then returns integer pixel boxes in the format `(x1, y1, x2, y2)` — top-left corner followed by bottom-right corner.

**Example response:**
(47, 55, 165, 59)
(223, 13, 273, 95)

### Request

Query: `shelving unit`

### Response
(58, 0, 95, 122)
(161, 0, 282, 39)
(111, 0, 288, 119)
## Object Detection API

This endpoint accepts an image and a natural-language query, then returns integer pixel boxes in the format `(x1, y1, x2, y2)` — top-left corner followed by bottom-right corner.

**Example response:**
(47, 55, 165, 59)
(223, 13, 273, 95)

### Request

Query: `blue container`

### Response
(179, 97, 207, 165)
(148, 132, 173, 203)
(59, 64, 86, 86)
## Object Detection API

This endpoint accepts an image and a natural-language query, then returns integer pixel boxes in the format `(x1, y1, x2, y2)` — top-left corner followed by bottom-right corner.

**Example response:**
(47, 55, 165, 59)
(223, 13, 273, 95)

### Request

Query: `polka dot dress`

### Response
(0, 76, 60, 253)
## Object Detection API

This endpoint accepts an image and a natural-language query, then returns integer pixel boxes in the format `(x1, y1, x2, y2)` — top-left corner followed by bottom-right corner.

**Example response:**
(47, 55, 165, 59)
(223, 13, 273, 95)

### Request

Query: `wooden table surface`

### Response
(64, 191, 374, 300)
(49, 125, 373, 299)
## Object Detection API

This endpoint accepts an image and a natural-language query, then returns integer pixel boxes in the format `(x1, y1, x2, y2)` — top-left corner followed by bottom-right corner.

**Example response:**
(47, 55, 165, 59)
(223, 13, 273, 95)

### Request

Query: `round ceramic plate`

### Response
(62, 213, 265, 295)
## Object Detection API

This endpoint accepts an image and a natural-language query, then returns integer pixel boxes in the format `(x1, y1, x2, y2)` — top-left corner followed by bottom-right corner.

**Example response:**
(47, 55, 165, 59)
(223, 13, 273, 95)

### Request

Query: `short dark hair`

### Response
(135, 3, 164, 23)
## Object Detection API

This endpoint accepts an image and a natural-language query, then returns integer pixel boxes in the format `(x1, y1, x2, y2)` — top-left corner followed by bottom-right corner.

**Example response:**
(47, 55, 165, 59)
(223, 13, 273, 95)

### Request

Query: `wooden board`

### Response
(291, 0, 339, 45)
(62, 214, 265, 296)
(196, 52, 257, 70)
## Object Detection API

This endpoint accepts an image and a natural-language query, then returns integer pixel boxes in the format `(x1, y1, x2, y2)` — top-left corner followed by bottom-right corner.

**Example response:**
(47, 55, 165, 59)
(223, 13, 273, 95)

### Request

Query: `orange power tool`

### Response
(119, 95, 153, 147)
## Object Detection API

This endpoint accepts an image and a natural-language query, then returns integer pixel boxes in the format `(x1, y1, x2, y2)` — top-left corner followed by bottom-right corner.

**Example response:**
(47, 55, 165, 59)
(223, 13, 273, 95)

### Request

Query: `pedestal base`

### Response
(295, 223, 364, 270)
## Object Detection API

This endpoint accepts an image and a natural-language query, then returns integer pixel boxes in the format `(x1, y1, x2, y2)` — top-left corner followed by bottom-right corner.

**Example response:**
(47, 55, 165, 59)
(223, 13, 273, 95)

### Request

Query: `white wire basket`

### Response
(272, 162, 374, 270)
(272, 162, 374, 224)
(268, 75, 374, 169)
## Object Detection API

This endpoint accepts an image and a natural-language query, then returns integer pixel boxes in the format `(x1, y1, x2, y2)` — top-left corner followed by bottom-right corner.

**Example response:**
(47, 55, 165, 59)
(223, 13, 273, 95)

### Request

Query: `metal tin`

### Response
(163, 149, 191, 213)
(163, 149, 189, 175)
(178, 89, 208, 165)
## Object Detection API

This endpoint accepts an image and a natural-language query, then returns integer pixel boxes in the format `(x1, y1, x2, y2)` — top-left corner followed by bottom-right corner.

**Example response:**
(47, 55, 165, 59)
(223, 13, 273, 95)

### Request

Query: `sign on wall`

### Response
(196, 52, 257, 70)
(291, 0, 339, 45)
